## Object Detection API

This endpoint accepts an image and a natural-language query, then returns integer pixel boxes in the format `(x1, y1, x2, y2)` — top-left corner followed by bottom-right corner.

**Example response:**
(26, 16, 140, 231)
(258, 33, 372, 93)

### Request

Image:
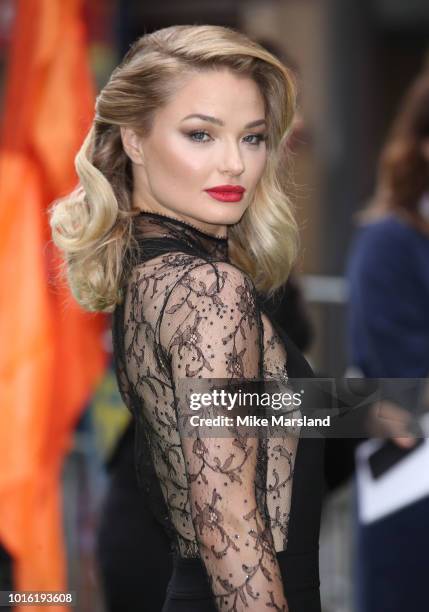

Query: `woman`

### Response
(50, 25, 324, 612)
(347, 73, 429, 611)
(348, 72, 429, 378)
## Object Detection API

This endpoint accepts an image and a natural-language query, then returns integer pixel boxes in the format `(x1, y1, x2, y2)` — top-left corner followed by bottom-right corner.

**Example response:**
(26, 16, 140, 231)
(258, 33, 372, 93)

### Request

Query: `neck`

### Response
(132, 209, 230, 263)
(133, 205, 228, 239)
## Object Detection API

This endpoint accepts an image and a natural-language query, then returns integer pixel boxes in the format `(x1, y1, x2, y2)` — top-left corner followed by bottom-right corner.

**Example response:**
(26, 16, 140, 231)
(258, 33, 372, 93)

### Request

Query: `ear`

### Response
(120, 126, 145, 165)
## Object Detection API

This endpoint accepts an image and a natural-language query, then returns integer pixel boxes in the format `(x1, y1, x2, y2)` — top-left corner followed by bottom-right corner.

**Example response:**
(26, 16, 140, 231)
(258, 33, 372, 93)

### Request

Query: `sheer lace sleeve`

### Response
(160, 261, 289, 612)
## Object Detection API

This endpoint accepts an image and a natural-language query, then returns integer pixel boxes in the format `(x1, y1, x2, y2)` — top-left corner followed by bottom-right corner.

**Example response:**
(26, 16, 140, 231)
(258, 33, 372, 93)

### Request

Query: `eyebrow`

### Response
(181, 113, 266, 129)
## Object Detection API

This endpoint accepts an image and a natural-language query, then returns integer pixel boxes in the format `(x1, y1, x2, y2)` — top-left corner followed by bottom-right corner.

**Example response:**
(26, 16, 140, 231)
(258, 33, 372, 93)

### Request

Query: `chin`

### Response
(202, 202, 248, 226)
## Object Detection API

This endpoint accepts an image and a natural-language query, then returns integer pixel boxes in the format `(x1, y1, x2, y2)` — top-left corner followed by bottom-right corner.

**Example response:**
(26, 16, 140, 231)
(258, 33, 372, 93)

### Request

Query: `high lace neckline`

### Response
(137, 210, 228, 240)
(132, 210, 229, 262)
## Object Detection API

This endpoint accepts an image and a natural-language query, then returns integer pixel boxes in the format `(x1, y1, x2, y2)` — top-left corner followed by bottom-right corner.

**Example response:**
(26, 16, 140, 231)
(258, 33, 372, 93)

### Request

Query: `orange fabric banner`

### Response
(0, 0, 108, 609)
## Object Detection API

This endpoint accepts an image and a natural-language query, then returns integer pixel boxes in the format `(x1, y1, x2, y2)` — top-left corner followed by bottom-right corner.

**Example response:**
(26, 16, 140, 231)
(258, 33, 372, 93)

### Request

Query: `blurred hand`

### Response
(365, 400, 418, 448)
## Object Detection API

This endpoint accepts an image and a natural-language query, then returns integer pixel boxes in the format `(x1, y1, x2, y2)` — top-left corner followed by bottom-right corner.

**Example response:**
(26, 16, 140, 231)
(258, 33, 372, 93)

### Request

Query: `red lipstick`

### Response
(205, 184, 246, 203)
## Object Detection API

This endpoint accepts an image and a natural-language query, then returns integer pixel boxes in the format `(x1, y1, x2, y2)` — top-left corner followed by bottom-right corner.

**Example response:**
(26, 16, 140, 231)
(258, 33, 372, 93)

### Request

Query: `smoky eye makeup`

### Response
(185, 130, 211, 143)
(184, 129, 267, 146)
(242, 133, 267, 145)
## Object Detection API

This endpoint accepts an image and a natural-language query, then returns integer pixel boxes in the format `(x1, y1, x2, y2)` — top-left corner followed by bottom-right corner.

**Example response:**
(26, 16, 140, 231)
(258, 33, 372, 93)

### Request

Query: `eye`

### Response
(186, 130, 267, 146)
(187, 130, 212, 143)
(243, 133, 267, 146)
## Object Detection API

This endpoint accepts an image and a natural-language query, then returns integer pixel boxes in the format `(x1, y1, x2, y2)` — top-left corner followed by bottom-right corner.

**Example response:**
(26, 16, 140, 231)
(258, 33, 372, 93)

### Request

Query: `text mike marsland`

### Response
(189, 414, 332, 428)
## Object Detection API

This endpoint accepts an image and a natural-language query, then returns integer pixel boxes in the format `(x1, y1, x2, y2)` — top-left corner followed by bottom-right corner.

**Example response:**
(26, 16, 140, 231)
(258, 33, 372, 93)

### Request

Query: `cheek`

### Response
(152, 136, 209, 186)
(247, 150, 267, 185)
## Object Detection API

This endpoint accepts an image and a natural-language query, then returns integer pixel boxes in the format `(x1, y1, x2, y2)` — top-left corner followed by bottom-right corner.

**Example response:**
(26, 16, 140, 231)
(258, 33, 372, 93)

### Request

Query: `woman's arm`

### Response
(161, 261, 288, 612)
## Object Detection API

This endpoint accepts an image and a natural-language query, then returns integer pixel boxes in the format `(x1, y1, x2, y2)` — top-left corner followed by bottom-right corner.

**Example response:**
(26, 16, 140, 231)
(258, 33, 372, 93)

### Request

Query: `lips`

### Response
(204, 185, 245, 203)
(205, 185, 245, 193)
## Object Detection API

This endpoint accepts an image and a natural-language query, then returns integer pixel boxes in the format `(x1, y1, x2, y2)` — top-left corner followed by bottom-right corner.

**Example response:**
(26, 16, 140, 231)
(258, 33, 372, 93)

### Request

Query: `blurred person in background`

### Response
(346, 71, 429, 612)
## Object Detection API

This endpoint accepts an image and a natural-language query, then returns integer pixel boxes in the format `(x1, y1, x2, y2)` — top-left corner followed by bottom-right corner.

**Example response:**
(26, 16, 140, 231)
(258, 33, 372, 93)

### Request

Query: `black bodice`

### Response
(111, 211, 324, 611)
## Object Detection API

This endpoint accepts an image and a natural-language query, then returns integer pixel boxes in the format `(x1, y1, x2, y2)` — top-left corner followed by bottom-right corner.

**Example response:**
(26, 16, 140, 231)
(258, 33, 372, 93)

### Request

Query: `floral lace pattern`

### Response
(111, 212, 299, 611)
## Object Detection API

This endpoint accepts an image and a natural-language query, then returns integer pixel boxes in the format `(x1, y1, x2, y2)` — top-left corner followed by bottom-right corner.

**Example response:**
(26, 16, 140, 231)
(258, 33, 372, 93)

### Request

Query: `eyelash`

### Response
(187, 130, 267, 146)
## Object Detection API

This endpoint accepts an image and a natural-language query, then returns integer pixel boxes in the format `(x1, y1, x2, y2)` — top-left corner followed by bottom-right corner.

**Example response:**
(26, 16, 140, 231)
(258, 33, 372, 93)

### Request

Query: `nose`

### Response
(219, 139, 245, 176)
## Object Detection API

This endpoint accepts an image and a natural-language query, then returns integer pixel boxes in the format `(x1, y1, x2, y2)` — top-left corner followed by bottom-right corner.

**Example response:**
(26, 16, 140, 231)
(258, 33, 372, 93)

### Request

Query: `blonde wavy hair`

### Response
(49, 24, 298, 313)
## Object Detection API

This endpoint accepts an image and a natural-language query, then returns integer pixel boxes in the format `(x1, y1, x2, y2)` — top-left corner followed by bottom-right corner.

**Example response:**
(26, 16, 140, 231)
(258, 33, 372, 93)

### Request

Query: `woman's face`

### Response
(121, 68, 268, 236)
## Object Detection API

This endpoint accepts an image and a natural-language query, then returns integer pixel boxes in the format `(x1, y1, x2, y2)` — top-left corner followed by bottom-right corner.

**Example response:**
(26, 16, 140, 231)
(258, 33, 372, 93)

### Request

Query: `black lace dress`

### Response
(111, 211, 324, 612)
